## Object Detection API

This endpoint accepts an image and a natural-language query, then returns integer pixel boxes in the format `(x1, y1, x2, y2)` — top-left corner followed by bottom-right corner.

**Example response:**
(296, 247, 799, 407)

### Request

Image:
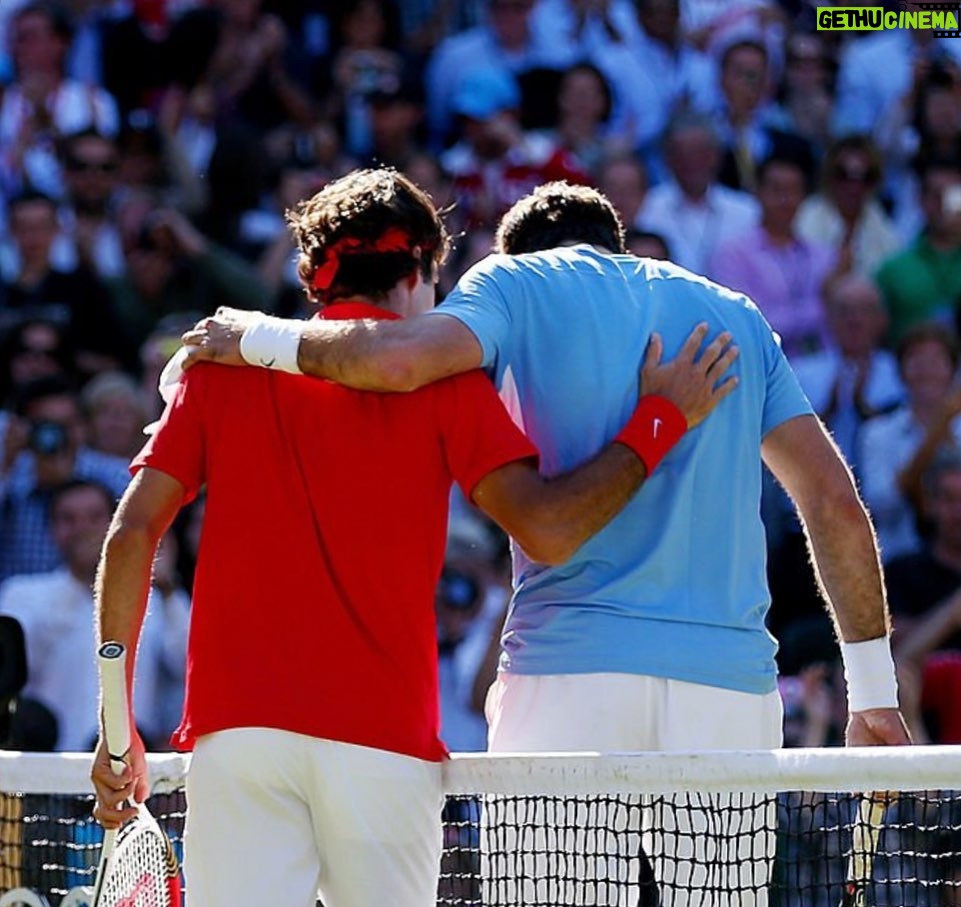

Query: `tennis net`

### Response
(1, 747, 960, 906)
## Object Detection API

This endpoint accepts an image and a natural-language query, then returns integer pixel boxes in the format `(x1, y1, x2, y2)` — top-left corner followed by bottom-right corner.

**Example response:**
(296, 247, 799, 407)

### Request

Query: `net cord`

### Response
(2, 746, 961, 798)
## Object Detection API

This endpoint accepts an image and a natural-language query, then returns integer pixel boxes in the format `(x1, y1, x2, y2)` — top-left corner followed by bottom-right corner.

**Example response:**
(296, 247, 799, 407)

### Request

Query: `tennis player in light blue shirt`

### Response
(440, 243, 809, 699)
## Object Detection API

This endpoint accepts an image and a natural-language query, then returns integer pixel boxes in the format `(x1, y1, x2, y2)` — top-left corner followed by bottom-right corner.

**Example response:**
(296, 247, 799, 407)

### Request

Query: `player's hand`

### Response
(846, 708, 912, 746)
(640, 323, 739, 429)
(181, 306, 266, 369)
(91, 732, 148, 829)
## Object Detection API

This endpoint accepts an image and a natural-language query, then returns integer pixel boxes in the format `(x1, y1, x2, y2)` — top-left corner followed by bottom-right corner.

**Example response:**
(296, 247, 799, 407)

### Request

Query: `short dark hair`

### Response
(8, 188, 57, 216)
(720, 37, 769, 72)
(14, 1, 75, 42)
(494, 181, 626, 255)
(756, 152, 814, 194)
(50, 478, 115, 517)
(562, 62, 613, 123)
(12, 373, 80, 418)
(288, 168, 450, 305)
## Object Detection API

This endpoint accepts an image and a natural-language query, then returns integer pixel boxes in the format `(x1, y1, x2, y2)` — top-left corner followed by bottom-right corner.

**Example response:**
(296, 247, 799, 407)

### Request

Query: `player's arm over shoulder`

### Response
(441, 370, 647, 566)
(298, 311, 484, 391)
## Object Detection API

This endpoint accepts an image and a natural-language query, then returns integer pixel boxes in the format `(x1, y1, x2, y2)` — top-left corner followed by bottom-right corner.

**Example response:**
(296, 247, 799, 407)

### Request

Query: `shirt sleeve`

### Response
(437, 370, 538, 498)
(756, 306, 815, 437)
(430, 255, 515, 372)
(130, 371, 206, 501)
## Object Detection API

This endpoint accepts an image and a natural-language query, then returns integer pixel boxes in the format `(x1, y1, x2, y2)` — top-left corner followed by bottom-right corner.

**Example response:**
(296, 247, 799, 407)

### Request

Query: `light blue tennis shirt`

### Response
(432, 245, 814, 695)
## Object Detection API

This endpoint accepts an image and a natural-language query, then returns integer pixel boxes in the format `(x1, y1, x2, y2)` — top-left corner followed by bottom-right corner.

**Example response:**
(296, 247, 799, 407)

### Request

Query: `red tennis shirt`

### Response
(131, 303, 537, 761)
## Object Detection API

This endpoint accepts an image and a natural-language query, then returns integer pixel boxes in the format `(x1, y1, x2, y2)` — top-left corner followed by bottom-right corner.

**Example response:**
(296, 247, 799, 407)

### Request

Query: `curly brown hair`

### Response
(494, 181, 626, 255)
(287, 168, 451, 305)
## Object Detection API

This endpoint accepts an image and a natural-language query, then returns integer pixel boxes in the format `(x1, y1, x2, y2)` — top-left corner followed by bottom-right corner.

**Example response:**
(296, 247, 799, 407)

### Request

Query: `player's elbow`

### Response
(367, 335, 428, 393)
(803, 474, 868, 531)
(513, 520, 581, 566)
(372, 353, 424, 392)
(103, 514, 162, 562)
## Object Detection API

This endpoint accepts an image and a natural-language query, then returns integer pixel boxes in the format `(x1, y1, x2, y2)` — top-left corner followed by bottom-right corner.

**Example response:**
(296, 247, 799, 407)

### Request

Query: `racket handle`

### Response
(98, 641, 131, 775)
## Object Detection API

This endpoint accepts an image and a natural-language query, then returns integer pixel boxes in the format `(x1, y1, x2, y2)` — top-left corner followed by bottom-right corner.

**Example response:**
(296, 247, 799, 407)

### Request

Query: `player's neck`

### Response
(327, 292, 406, 317)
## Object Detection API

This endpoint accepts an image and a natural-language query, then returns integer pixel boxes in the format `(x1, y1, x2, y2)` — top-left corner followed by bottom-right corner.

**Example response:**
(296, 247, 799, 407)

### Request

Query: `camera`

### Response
(437, 569, 481, 611)
(28, 420, 69, 456)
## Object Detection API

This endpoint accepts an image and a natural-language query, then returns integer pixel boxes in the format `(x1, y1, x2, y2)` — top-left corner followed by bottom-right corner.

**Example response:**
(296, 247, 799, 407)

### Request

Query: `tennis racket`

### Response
(92, 642, 182, 907)
(839, 794, 887, 907)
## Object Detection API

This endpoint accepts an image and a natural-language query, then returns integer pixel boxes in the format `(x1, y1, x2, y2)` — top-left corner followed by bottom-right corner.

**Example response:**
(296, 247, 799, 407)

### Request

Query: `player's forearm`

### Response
(95, 522, 160, 681)
(801, 489, 889, 643)
(235, 311, 482, 391)
(524, 444, 649, 564)
(764, 416, 889, 641)
(476, 444, 649, 566)
(296, 318, 424, 390)
(299, 315, 483, 391)
(802, 492, 907, 718)
(476, 398, 685, 565)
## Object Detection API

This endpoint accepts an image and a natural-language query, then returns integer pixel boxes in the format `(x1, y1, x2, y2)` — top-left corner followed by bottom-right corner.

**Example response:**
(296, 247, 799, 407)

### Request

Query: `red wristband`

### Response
(615, 395, 687, 475)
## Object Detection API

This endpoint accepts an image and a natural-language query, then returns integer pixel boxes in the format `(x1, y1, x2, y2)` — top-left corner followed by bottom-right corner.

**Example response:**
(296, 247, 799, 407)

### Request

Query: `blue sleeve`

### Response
(429, 256, 515, 373)
(757, 308, 815, 436)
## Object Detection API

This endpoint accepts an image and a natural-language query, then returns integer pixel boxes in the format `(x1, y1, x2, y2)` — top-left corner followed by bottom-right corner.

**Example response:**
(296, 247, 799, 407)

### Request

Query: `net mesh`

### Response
(2, 749, 961, 907)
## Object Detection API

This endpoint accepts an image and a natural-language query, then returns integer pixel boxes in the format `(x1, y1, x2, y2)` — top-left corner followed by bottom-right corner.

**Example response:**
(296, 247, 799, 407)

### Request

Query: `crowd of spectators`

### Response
(2, 0, 961, 755)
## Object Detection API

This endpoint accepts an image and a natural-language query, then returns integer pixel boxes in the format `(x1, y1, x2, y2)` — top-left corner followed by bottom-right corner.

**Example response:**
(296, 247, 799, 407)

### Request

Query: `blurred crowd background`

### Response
(0, 0, 960, 756)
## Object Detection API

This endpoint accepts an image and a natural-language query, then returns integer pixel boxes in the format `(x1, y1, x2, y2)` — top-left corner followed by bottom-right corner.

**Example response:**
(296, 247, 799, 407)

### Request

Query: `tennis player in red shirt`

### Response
(90, 168, 737, 907)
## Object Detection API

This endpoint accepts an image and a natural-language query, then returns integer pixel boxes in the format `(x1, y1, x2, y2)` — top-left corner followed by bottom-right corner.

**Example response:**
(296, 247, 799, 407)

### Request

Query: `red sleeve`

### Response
(921, 652, 961, 743)
(130, 370, 207, 501)
(437, 370, 538, 497)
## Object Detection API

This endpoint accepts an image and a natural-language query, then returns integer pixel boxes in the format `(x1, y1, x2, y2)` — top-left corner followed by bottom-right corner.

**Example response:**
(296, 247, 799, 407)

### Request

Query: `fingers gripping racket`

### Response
(839, 795, 887, 907)
(92, 642, 182, 907)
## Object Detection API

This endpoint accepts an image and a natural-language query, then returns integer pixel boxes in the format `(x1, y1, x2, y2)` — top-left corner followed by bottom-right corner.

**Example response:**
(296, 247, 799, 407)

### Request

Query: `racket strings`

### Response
(98, 817, 174, 907)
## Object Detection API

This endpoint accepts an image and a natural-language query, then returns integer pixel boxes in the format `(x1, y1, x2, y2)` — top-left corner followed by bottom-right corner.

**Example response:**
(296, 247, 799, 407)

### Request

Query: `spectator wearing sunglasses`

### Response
(57, 128, 124, 280)
(796, 134, 901, 280)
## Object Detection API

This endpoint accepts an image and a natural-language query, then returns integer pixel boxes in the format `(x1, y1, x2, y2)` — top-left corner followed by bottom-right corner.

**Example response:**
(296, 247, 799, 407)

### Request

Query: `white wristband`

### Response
(239, 316, 305, 374)
(841, 636, 899, 712)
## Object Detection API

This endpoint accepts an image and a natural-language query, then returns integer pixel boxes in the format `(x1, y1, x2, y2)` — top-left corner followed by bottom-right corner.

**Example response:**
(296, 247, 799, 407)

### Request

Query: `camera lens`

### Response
(439, 569, 480, 611)
(28, 421, 69, 456)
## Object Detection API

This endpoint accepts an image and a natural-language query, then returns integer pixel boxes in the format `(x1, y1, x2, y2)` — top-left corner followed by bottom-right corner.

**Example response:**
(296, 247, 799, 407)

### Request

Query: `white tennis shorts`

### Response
(484, 672, 784, 907)
(184, 727, 443, 907)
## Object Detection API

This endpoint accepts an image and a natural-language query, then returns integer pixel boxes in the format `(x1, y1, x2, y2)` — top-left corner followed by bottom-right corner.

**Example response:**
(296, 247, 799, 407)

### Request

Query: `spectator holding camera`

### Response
(0, 373, 129, 582)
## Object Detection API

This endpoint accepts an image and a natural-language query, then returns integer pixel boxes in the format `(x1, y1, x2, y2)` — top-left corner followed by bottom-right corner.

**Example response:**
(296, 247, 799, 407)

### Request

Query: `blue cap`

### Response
(451, 67, 520, 120)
